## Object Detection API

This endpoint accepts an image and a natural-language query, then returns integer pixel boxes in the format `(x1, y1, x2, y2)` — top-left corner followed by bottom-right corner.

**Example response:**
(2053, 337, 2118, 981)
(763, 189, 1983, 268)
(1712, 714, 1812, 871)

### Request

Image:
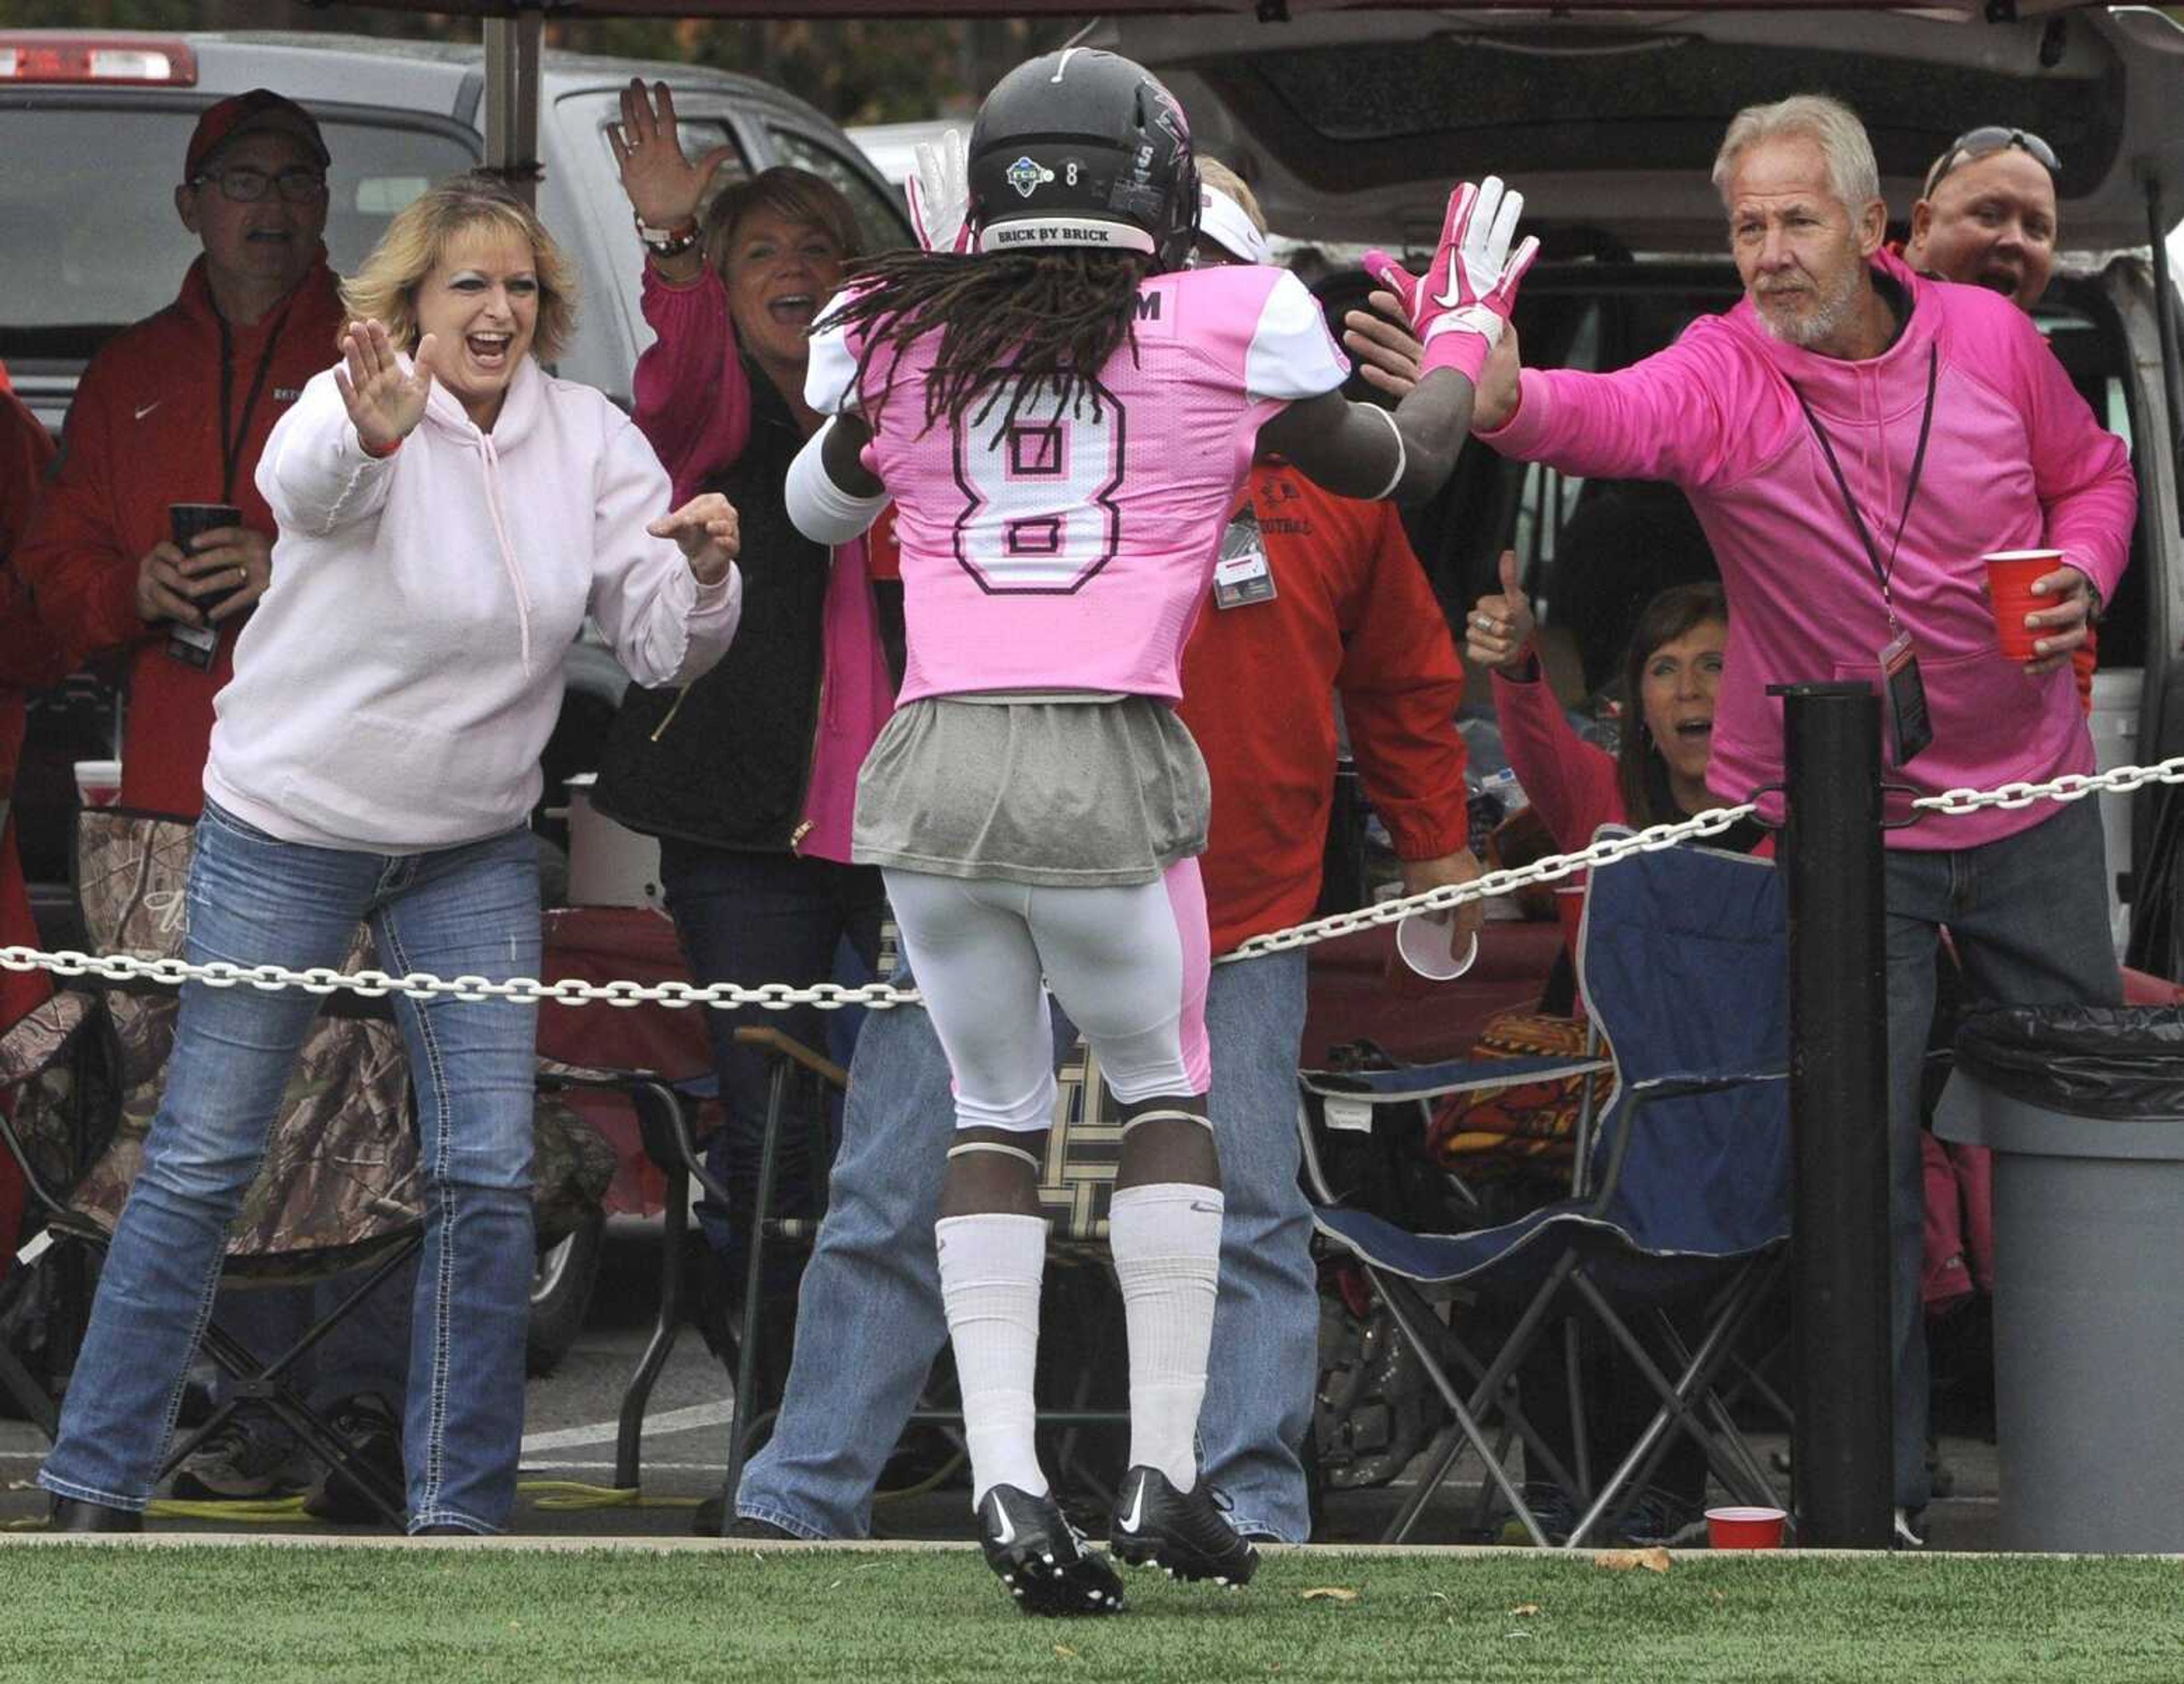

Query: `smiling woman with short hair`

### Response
(590, 86, 901, 1436)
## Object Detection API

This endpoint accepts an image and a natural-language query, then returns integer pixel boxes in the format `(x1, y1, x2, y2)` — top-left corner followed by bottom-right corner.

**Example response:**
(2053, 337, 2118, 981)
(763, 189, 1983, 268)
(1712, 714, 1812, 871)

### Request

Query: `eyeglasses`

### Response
(1922, 127, 2060, 199)
(192, 165, 328, 204)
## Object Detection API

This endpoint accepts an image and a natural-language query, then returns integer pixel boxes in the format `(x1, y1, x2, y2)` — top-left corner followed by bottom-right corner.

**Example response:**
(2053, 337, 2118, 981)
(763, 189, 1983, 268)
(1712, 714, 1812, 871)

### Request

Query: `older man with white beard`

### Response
(1434, 93, 2137, 1544)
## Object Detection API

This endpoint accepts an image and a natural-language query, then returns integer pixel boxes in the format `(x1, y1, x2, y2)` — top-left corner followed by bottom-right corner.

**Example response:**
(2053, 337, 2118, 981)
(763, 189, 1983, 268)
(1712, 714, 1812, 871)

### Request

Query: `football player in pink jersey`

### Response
(785, 47, 1533, 1615)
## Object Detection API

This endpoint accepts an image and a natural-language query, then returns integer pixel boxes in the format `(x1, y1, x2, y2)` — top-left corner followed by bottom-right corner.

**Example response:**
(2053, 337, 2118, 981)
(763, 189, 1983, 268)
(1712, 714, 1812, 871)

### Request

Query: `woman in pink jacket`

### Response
(593, 84, 898, 1420)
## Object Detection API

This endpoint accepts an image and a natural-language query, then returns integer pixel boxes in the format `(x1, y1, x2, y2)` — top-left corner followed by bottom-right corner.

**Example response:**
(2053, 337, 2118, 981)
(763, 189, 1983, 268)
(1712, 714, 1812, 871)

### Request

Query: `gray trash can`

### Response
(1940, 1006, 2184, 1554)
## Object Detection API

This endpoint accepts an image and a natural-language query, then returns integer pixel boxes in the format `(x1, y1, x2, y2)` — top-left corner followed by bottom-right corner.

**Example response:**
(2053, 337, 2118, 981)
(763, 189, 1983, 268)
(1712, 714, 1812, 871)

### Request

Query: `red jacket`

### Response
(0, 386, 63, 1028)
(1181, 465, 1471, 954)
(0, 384, 60, 1265)
(14, 258, 348, 816)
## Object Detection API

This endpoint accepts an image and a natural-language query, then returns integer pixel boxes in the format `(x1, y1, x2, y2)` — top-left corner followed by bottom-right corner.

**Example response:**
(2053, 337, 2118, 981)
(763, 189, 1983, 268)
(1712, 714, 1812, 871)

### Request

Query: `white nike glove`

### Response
(1363, 177, 1539, 385)
(905, 127, 972, 255)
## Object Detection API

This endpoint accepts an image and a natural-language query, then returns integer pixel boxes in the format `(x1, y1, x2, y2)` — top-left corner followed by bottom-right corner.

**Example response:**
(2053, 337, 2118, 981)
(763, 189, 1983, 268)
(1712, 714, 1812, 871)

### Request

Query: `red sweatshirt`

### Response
(1180, 465, 1471, 954)
(0, 385, 61, 1267)
(1, 384, 66, 1018)
(13, 258, 347, 817)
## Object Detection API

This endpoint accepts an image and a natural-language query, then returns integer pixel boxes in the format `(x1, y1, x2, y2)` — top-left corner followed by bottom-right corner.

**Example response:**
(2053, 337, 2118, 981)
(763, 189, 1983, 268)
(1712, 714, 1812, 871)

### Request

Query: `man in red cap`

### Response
(13, 89, 407, 1517)
(16, 89, 344, 818)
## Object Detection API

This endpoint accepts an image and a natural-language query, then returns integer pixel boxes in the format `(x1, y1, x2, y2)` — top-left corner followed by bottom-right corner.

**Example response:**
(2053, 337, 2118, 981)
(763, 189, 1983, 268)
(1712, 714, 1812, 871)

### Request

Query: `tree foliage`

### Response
(0, 2, 1074, 125)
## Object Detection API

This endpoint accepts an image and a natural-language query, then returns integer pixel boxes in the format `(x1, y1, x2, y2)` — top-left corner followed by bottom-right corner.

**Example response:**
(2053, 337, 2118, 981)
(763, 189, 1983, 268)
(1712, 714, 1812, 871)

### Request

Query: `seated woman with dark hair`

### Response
(1467, 555, 1761, 852)
(1465, 558, 1760, 1544)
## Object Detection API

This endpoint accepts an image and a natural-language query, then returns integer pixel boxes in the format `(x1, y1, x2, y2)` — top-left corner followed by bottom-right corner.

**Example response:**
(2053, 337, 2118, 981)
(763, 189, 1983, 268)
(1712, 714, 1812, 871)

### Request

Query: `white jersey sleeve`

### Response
(804, 304, 862, 416)
(1244, 270, 1351, 403)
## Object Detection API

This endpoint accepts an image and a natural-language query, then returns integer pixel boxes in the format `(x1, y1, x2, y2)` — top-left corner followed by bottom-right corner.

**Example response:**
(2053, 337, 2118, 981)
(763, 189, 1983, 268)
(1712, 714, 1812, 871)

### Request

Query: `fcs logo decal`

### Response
(1005, 156, 1056, 199)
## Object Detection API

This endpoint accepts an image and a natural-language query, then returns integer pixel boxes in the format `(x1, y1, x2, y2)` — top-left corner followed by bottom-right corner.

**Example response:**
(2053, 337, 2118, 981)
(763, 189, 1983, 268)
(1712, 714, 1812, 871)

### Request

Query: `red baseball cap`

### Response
(185, 89, 330, 181)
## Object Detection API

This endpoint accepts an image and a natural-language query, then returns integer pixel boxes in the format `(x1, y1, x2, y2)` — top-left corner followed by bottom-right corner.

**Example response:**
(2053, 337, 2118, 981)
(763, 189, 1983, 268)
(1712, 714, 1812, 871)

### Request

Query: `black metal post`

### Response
(1774, 682, 1893, 1549)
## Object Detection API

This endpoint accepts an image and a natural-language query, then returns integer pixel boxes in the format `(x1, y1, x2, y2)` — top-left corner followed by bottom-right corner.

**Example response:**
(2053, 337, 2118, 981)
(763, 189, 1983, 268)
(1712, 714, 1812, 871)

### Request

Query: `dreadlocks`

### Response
(823, 247, 1151, 443)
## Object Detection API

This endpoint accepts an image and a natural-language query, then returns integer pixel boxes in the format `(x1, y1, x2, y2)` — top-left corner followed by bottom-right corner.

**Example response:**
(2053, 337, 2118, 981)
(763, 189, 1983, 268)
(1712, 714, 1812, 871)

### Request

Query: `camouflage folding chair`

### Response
(0, 809, 615, 1524)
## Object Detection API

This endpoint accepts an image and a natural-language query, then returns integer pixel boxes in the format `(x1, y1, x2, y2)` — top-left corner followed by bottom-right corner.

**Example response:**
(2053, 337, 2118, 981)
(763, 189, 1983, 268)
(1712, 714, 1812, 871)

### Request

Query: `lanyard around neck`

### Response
(1791, 345, 1938, 629)
(216, 294, 297, 506)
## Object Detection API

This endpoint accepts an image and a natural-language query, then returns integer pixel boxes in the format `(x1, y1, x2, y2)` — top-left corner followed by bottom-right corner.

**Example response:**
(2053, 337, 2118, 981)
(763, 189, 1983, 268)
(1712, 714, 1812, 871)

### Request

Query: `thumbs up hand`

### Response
(1465, 548, 1537, 673)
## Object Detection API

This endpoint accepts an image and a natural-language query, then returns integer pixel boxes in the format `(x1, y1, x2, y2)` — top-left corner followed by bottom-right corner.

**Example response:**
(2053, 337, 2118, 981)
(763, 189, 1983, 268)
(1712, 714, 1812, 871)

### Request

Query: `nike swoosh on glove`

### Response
(906, 127, 973, 254)
(1362, 176, 1539, 386)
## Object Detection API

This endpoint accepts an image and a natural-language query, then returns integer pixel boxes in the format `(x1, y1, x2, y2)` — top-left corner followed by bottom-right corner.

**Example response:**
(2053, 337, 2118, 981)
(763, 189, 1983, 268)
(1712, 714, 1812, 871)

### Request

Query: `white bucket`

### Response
(562, 773, 664, 909)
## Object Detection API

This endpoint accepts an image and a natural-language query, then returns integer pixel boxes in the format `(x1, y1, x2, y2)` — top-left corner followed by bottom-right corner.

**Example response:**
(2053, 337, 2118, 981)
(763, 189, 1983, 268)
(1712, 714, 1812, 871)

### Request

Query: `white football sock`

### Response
(936, 1211, 1050, 1508)
(1108, 1182, 1224, 1493)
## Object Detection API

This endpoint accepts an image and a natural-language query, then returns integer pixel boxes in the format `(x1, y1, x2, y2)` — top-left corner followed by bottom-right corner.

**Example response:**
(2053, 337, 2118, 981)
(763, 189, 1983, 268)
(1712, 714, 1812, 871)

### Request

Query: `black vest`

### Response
(593, 359, 834, 853)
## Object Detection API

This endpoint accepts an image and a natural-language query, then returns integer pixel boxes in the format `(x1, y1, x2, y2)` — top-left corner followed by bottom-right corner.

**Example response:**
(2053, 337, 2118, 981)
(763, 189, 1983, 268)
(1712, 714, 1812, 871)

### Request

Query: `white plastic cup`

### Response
(73, 759, 122, 809)
(1392, 910, 1479, 985)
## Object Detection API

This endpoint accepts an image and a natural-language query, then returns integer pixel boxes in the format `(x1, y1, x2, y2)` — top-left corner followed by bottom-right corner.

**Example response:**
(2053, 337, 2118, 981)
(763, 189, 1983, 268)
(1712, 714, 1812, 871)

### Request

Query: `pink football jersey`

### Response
(807, 264, 1348, 703)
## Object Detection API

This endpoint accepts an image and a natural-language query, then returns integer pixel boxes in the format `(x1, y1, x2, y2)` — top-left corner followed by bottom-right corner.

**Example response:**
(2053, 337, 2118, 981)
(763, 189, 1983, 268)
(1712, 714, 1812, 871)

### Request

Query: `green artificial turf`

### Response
(3, 1542, 2182, 1683)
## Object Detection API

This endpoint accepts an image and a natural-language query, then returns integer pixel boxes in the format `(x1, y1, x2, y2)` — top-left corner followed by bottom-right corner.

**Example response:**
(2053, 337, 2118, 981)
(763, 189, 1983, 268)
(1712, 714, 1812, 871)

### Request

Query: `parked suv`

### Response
(0, 27, 909, 915)
(1111, 2, 2184, 961)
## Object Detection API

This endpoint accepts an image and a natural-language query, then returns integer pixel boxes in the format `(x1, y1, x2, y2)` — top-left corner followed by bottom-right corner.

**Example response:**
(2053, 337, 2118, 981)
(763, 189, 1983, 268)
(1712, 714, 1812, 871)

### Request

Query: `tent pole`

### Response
(482, 13, 543, 204)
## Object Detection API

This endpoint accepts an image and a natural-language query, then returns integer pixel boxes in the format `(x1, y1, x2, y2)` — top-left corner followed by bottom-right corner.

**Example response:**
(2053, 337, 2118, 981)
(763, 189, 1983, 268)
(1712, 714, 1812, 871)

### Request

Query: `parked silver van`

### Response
(1108, 3, 2184, 962)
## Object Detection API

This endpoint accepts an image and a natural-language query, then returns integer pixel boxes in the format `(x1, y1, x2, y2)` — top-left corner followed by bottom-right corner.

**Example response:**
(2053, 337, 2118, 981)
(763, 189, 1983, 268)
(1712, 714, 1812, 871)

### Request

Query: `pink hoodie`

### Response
(631, 264, 892, 863)
(1479, 249, 2135, 850)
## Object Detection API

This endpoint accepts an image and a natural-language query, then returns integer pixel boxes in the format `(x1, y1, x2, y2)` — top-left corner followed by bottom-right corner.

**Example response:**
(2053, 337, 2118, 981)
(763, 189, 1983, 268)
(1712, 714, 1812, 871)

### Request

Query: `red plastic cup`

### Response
(1705, 1505, 1788, 1549)
(1983, 548, 2063, 663)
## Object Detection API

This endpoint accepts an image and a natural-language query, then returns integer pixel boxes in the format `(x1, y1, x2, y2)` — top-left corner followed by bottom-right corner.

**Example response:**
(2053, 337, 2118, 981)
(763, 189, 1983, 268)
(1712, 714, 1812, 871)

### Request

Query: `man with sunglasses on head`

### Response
(1904, 127, 2059, 314)
(15, 91, 412, 1521)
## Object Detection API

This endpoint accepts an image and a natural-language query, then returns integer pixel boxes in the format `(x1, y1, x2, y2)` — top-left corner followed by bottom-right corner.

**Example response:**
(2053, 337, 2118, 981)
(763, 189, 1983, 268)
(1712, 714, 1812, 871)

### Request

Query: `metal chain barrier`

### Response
(3, 753, 2179, 1012)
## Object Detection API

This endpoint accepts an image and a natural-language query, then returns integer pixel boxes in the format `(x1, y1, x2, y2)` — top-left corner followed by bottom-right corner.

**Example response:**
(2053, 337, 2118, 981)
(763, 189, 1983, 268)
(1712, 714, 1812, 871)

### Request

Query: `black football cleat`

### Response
(977, 1484, 1124, 1617)
(1108, 1466, 1258, 1588)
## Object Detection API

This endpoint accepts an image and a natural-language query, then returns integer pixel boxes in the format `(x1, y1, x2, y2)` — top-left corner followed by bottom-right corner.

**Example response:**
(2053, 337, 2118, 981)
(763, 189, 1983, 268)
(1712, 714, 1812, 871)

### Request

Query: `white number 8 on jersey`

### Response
(950, 378, 1125, 593)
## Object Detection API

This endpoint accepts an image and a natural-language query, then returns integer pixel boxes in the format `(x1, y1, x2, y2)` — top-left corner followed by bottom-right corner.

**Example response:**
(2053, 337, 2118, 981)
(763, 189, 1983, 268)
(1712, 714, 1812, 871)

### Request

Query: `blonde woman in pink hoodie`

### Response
(40, 173, 743, 1540)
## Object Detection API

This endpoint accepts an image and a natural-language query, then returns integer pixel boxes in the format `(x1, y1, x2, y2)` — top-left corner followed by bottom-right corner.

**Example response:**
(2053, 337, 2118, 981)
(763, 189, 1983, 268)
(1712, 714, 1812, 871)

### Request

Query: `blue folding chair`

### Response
(1302, 841, 1792, 1546)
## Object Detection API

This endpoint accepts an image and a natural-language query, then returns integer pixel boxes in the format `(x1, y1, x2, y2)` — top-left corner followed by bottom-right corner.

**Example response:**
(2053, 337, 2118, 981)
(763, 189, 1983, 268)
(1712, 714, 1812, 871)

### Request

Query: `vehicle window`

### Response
(0, 106, 477, 329)
(2035, 300, 2148, 672)
(656, 116, 751, 225)
(766, 127, 913, 258)
(1514, 304, 1599, 613)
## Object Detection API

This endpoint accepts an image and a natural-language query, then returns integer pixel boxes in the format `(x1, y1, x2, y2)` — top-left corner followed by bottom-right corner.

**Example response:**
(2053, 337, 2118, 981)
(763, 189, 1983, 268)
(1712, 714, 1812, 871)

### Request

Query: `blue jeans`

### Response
(656, 844, 884, 1277)
(737, 945, 1316, 1542)
(39, 801, 540, 1533)
(1884, 795, 2119, 1509)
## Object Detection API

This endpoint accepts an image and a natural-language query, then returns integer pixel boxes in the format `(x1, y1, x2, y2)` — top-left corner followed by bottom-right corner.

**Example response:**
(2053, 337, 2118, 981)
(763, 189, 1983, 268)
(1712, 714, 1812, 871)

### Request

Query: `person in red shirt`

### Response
(725, 161, 1478, 1548)
(13, 89, 346, 817)
(0, 383, 72, 1283)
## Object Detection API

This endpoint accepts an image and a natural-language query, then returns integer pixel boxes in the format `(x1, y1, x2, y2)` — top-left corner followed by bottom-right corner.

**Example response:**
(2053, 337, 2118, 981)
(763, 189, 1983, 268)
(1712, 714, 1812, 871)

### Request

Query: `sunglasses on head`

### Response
(1923, 127, 2060, 198)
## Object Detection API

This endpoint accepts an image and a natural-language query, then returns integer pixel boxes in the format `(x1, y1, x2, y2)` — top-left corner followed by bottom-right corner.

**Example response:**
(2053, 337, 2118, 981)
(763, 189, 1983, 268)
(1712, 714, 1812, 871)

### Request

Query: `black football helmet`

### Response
(966, 48, 1199, 271)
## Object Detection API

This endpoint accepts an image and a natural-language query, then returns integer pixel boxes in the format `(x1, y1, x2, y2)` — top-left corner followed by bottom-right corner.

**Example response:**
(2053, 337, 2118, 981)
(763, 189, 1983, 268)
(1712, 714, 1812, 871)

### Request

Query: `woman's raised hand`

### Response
(334, 320, 436, 454)
(608, 79, 736, 231)
(1465, 549, 1537, 673)
(649, 493, 741, 587)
